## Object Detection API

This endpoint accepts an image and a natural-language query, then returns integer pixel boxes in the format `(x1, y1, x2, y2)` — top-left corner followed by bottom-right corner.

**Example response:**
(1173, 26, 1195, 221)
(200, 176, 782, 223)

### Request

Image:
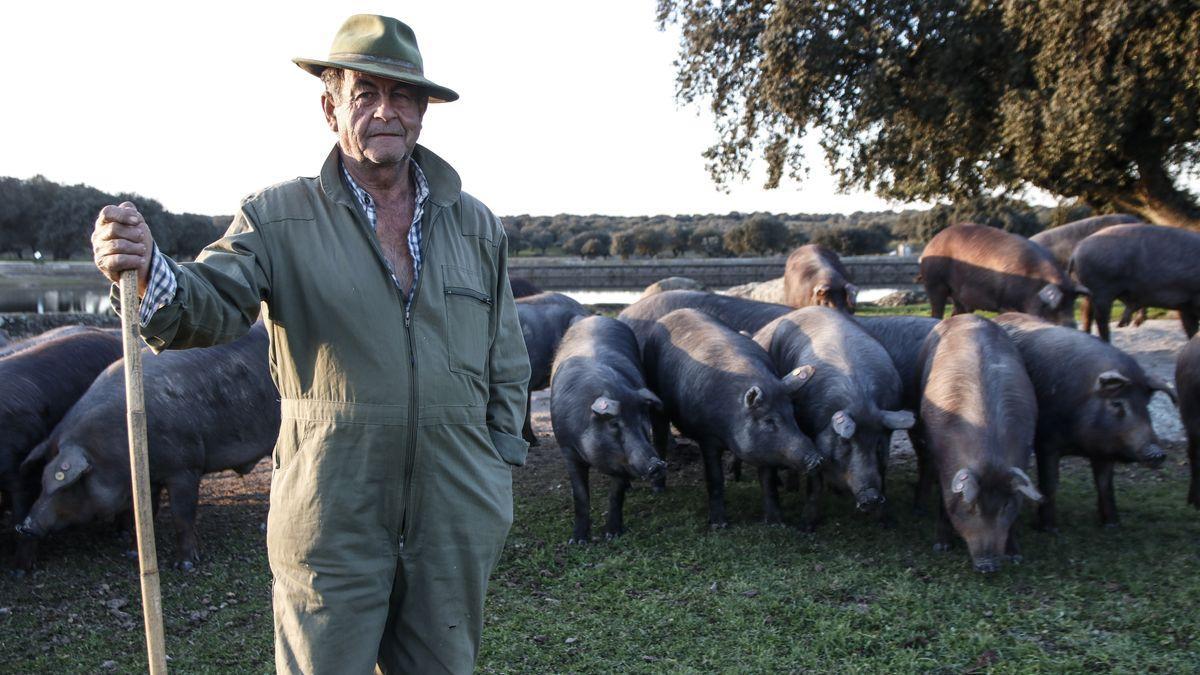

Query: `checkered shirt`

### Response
(138, 159, 429, 326)
(341, 161, 429, 319)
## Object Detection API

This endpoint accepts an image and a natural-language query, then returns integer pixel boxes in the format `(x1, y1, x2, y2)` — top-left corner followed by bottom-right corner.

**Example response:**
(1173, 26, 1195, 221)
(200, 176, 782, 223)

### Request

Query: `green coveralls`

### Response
(133, 145, 531, 674)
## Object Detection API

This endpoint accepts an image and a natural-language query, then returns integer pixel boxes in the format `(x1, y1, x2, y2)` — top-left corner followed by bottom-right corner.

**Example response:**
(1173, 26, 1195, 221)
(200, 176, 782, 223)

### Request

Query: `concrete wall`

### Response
(509, 256, 920, 290)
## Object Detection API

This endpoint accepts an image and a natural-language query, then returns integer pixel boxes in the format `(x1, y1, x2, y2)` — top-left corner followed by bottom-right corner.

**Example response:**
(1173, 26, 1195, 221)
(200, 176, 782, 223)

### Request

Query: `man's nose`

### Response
(373, 100, 400, 122)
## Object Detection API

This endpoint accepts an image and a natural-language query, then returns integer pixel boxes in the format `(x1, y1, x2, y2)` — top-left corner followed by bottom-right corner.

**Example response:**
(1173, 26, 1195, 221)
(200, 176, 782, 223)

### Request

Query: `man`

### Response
(90, 15, 530, 674)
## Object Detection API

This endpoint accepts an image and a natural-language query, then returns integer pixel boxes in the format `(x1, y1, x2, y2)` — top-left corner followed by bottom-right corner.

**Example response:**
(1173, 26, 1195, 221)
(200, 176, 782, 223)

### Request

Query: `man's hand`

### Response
(92, 201, 154, 297)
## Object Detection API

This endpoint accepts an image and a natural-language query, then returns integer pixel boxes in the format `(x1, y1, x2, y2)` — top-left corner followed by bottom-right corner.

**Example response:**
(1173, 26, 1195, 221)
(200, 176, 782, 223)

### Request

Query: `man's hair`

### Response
(321, 67, 345, 105)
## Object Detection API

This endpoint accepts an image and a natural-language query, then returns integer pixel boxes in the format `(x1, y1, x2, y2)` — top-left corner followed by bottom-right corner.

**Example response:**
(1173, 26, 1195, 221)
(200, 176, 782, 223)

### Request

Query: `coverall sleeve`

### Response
(485, 228, 532, 465)
(111, 206, 272, 353)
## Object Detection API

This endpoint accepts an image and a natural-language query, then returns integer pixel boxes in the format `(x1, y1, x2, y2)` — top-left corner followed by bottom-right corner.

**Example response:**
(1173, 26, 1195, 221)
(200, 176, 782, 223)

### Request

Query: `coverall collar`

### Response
(319, 143, 462, 210)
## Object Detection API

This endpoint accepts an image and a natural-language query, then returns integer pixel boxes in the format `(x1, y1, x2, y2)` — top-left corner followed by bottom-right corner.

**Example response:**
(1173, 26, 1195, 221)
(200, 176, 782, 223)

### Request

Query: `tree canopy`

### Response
(658, 0, 1200, 228)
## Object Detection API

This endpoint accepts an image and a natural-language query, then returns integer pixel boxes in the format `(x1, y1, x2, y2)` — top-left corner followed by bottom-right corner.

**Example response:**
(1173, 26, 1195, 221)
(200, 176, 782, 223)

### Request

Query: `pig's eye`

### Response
(763, 417, 777, 429)
(1108, 400, 1126, 417)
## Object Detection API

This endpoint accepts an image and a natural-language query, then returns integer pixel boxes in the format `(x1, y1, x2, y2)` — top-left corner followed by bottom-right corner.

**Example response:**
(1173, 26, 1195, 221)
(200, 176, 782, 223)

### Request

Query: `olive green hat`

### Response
(294, 14, 458, 103)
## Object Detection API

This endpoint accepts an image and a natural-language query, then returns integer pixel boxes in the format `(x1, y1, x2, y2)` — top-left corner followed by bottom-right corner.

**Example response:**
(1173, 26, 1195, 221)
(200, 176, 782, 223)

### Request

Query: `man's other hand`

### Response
(92, 201, 154, 296)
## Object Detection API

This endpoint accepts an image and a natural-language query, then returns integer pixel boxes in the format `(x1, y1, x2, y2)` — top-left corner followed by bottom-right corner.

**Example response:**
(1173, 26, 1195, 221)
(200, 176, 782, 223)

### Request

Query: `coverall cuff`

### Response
(489, 428, 530, 467)
(109, 253, 187, 353)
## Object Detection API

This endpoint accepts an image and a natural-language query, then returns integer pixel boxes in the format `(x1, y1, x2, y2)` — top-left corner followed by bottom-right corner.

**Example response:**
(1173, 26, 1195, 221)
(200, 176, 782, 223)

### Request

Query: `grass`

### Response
(2, 452, 1198, 673)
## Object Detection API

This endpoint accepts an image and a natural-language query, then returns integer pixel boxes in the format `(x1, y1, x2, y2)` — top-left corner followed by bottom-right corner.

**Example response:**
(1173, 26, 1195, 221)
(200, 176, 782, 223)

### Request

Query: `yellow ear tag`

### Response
(55, 471, 66, 481)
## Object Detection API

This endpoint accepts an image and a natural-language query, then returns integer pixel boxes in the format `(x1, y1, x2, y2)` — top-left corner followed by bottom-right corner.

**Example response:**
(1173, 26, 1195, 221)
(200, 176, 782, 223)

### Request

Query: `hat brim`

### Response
(293, 57, 459, 103)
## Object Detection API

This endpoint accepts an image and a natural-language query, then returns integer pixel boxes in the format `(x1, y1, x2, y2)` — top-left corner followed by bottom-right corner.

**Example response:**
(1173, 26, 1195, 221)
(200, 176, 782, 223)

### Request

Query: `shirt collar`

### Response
(340, 158, 430, 213)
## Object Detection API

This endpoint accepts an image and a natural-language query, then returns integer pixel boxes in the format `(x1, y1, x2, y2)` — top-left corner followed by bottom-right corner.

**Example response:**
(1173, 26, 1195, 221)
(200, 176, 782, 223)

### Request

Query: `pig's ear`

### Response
(591, 396, 620, 421)
(1146, 376, 1179, 407)
(832, 410, 856, 439)
(812, 284, 831, 300)
(951, 468, 979, 505)
(636, 388, 663, 411)
(845, 283, 859, 309)
(1073, 283, 1092, 297)
(1009, 467, 1043, 503)
(781, 365, 815, 395)
(19, 438, 56, 475)
(43, 446, 92, 496)
(1094, 370, 1132, 397)
(879, 409, 916, 431)
(743, 386, 764, 409)
(1038, 284, 1064, 309)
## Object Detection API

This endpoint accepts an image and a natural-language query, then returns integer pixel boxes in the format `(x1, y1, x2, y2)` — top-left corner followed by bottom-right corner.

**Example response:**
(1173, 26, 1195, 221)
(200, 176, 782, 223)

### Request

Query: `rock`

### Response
(722, 276, 786, 304)
(868, 289, 928, 307)
(641, 276, 706, 299)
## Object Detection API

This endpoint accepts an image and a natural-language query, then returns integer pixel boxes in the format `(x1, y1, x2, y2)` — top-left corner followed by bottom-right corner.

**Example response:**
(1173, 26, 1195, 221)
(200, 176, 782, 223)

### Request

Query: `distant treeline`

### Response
(1, 175, 1101, 261)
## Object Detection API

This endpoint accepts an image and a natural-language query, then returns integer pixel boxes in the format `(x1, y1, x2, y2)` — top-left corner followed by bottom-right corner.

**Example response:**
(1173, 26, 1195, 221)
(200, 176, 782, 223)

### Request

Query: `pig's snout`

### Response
(855, 490, 885, 513)
(15, 517, 44, 539)
(972, 557, 1001, 574)
(1139, 443, 1166, 469)
(643, 458, 668, 481)
(803, 451, 825, 473)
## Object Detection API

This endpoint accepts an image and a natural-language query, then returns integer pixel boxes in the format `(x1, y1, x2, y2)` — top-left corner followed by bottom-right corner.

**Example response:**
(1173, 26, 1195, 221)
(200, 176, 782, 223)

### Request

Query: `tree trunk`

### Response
(1101, 162, 1200, 229)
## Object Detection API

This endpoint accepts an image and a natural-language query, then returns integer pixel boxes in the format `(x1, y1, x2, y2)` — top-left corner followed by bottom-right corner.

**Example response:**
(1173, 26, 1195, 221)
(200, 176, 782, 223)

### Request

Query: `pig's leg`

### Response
(521, 392, 538, 447)
(1116, 303, 1136, 328)
(1034, 449, 1060, 533)
(1132, 307, 1148, 327)
(700, 441, 728, 528)
(932, 490, 955, 552)
(650, 412, 670, 493)
(604, 476, 631, 540)
(1180, 309, 1199, 339)
(167, 472, 202, 570)
(912, 430, 934, 516)
(800, 472, 824, 533)
(564, 454, 591, 543)
(1005, 522, 1023, 563)
(783, 469, 801, 492)
(1080, 296, 1094, 334)
(950, 297, 969, 316)
(757, 466, 783, 525)
(1093, 297, 1115, 343)
(928, 284, 948, 320)
(731, 457, 743, 482)
(1090, 459, 1120, 527)
(876, 454, 896, 529)
(1188, 430, 1200, 509)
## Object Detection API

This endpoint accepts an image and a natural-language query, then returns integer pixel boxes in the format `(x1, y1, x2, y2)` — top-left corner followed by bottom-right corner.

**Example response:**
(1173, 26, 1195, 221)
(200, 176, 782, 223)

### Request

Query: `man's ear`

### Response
(322, 93, 339, 132)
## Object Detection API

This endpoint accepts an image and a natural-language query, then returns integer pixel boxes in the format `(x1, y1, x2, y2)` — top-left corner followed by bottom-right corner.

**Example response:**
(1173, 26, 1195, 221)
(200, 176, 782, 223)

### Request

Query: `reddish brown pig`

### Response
(783, 245, 858, 312)
(920, 224, 1088, 325)
(1177, 334, 1200, 509)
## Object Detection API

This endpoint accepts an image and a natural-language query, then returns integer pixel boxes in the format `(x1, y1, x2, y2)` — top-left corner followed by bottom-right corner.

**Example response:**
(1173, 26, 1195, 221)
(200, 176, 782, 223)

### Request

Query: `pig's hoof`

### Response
(651, 483, 666, 495)
(175, 560, 197, 573)
(124, 549, 139, 560)
(932, 541, 952, 553)
(708, 520, 729, 530)
(798, 521, 818, 534)
(9, 568, 27, 579)
(603, 529, 626, 542)
(567, 536, 590, 545)
(1187, 493, 1200, 509)
(1101, 521, 1120, 530)
(1007, 554, 1024, 565)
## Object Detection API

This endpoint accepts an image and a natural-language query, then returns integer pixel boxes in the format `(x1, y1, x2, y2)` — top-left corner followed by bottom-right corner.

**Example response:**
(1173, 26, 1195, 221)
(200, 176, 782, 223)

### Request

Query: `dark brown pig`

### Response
(2, 331, 123, 571)
(754, 307, 915, 530)
(509, 277, 542, 299)
(551, 317, 666, 542)
(630, 308, 822, 527)
(17, 324, 278, 570)
(1030, 214, 1142, 269)
(618, 290, 790, 337)
(996, 313, 1177, 530)
(0, 325, 116, 359)
(783, 245, 858, 312)
(1177, 334, 1200, 509)
(920, 224, 1088, 325)
(917, 314, 1042, 573)
(1069, 223, 1200, 342)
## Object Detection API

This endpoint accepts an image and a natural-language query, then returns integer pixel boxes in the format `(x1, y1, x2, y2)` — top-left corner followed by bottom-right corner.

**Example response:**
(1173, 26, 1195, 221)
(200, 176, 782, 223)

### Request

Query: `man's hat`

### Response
(294, 14, 459, 103)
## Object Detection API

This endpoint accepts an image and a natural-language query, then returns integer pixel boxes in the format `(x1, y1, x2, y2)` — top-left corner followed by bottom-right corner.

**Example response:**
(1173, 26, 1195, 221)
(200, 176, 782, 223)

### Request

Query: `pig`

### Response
(628, 308, 822, 527)
(1029, 214, 1143, 269)
(551, 316, 667, 542)
(920, 224, 1089, 325)
(1176, 334, 1200, 509)
(996, 313, 1177, 530)
(754, 307, 915, 530)
(509, 276, 541, 299)
(917, 314, 1042, 573)
(618, 290, 790, 337)
(783, 244, 859, 312)
(0, 324, 115, 359)
(1069, 223, 1200, 342)
(17, 324, 279, 570)
(1030, 215, 1147, 332)
(1, 331, 123, 571)
(517, 292, 591, 444)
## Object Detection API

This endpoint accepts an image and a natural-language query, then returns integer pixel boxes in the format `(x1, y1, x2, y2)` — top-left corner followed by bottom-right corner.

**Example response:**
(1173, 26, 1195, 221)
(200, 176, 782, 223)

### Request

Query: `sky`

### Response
(0, 0, 926, 218)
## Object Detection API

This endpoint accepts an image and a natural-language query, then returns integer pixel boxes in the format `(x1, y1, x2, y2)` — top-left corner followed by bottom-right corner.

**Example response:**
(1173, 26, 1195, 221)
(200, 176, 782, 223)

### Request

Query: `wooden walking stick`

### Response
(119, 268, 169, 674)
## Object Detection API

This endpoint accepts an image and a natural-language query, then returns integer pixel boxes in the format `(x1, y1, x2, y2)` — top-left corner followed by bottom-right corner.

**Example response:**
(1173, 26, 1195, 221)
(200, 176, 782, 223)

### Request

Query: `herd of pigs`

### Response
(2, 214, 1200, 577)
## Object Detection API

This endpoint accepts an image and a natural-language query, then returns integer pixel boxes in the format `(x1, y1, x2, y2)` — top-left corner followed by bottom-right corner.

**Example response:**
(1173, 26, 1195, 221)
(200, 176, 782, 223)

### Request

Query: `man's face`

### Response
(323, 70, 428, 167)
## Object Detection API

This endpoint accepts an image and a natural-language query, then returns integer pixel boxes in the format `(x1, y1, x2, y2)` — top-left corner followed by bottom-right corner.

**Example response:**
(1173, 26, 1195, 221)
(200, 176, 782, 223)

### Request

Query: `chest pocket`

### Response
(443, 264, 493, 378)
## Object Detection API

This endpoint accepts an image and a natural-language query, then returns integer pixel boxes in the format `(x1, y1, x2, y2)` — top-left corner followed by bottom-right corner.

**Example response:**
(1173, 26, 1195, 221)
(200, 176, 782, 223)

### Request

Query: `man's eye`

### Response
(355, 92, 376, 104)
